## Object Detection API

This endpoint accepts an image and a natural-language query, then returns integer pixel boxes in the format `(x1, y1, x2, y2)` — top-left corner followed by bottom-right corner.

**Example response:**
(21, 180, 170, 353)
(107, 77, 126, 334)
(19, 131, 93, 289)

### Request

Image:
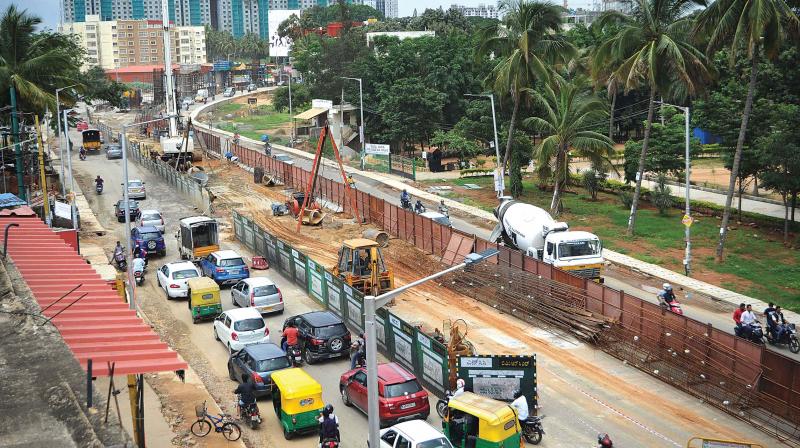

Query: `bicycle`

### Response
(191, 401, 241, 441)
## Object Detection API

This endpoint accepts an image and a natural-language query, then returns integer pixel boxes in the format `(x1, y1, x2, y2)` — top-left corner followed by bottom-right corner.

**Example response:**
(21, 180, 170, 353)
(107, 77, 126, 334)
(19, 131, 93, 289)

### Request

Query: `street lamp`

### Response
(278, 72, 293, 144)
(657, 101, 692, 276)
(364, 248, 499, 448)
(342, 77, 364, 170)
(465, 93, 503, 197)
(120, 115, 178, 310)
(56, 84, 79, 196)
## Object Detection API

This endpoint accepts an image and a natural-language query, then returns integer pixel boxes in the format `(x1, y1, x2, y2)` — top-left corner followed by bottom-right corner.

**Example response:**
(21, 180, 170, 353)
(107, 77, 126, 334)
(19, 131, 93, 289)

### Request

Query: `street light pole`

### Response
(465, 93, 503, 197)
(658, 102, 692, 276)
(278, 72, 293, 145)
(342, 77, 364, 169)
(364, 249, 499, 448)
(55, 84, 78, 196)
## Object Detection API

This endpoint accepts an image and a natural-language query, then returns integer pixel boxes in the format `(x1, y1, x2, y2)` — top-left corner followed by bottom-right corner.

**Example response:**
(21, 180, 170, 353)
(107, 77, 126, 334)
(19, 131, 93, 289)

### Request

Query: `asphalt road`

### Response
(78, 104, 777, 447)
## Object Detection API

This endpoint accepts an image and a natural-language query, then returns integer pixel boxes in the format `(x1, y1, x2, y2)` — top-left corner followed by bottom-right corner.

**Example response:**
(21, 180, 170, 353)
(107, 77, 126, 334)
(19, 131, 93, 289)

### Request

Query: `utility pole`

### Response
(9, 86, 26, 201)
(162, 0, 177, 137)
(342, 77, 364, 169)
(34, 116, 51, 225)
(465, 93, 503, 197)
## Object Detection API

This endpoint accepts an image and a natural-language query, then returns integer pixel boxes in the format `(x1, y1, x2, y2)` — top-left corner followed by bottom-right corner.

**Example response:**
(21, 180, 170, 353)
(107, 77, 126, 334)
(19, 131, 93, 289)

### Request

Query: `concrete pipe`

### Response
(363, 229, 390, 247)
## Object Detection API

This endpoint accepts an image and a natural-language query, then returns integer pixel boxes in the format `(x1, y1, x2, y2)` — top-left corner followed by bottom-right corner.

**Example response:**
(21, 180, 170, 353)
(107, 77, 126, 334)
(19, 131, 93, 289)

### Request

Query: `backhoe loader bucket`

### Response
(301, 208, 325, 225)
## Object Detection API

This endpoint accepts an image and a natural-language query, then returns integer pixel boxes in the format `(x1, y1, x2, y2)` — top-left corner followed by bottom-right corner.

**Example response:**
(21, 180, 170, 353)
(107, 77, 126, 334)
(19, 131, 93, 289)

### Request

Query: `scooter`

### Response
(657, 295, 683, 315)
(236, 395, 261, 430)
(132, 259, 146, 286)
(79, 150, 86, 161)
(735, 322, 765, 345)
(401, 197, 413, 212)
(113, 251, 127, 270)
(96, 183, 103, 194)
(521, 415, 545, 445)
(436, 390, 454, 418)
(320, 438, 340, 448)
(282, 338, 303, 367)
(766, 323, 800, 353)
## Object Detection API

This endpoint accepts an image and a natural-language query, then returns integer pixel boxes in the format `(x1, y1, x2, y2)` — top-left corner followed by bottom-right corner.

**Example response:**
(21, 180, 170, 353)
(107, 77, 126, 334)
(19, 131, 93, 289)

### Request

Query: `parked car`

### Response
(283, 311, 350, 364)
(247, 83, 257, 92)
(379, 420, 453, 448)
(223, 87, 235, 97)
(227, 343, 291, 397)
(340, 362, 430, 426)
(273, 153, 294, 165)
(213, 308, 269, 353)
(126, 179, 146, 199)
(231, 277, 284, 314)
(136, 209, 165, 233)
(131, 225, 166, 256)
(114, 199, 140, 222)
(105, 144, 122, 159)
(156, 261, 201, 299)
(200, 250, 250, 285)
(181, 97, 194, 109)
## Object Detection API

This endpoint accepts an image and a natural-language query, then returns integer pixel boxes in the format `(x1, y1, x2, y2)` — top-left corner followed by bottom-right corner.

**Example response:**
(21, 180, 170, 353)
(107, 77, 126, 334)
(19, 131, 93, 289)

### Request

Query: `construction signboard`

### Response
(457, 355, 537, 411)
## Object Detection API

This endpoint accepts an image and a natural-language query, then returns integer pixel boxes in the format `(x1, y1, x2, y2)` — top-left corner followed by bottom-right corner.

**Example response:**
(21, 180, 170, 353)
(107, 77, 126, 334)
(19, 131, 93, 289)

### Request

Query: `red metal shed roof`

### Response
(0, 214, 187, 376)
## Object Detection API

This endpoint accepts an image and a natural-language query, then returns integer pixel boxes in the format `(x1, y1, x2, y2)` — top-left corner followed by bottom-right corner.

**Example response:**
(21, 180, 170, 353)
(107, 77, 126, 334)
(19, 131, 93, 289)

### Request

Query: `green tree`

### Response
(81, 66, 127, 108)
(623, 110, 701, 181)
(236, 32, 269, 61)
(582, 169, 601, 200)
(430, 129, 482, 165)
(375, 78, 446, 152)
(477, 0, 575, 197)
(694, 0, 799, 260)
(205, 25, 235, 61)
(651, 173, 674, 215)
(592, 0, 714, 235)
(523, 77, 613, 215)
(272, 84, 311, 113)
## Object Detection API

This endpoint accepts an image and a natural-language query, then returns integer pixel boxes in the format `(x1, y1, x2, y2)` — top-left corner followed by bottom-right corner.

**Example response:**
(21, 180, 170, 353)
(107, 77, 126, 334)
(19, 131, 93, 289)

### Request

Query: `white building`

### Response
(58, 15, 119, 70)
(172, 26, 207, 64)
(63, 0, 214, 26)
(383, 0, 398, 18)
(450, 3, 499, 19)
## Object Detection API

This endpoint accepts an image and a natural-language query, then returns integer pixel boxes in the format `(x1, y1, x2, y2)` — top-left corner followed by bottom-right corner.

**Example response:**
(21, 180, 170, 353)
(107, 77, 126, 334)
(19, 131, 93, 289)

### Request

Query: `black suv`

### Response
(114, 199, 140, 222)
(283, 311, 351, 364)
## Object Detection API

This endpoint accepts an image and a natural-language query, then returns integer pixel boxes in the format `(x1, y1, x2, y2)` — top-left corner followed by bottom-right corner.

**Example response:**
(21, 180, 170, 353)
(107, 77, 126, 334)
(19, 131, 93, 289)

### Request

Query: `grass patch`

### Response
(215, 103, 244, 114)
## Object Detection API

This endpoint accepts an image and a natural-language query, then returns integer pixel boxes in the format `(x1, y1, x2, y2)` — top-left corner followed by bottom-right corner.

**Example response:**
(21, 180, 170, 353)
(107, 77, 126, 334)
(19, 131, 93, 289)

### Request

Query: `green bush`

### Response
(460, 168, 494, 177)
(582, 169, 600, 200)
(651, 174, 674, 215)
(619, 190, 633, 209)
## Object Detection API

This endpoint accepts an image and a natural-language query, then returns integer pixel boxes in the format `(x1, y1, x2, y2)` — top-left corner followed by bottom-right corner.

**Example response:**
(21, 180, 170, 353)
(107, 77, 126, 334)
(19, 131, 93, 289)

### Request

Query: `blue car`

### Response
(227, 343, 291, 398)
(200, 250, 249, 285)
(131, 225, 166, 257)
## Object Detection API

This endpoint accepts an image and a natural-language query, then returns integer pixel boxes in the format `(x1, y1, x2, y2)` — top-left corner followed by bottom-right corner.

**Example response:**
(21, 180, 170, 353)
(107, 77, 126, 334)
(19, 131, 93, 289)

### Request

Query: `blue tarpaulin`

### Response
(0, 193, 25, 209)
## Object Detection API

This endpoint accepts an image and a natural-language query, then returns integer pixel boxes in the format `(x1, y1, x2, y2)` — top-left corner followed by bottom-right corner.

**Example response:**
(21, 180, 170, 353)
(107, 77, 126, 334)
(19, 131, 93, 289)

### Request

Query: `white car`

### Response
(127, 179, 146, 199)
(420, 211, 452, 228)
(156, 261, 201, 299)
(213, 308, 270, 353)
(231, 277, 284, 314)
(137, 209, 165, 233)
(380, 420, 453, 448)
(272, 153, 294, 165)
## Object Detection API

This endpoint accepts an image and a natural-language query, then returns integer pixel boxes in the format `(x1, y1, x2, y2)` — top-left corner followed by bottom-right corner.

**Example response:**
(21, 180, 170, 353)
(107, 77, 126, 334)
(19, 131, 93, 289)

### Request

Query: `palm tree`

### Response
(592, 0, 714, 235)
(523, 76, 614, 215)
(694, 0, 799, 261)
(477, 0, 575, 195)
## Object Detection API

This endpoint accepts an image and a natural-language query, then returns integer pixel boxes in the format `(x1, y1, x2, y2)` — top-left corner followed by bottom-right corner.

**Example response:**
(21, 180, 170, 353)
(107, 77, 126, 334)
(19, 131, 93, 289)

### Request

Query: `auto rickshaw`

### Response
(270, 368, 324, 440)
(186, 277, 221, 324)
(442, 392, 523, 448)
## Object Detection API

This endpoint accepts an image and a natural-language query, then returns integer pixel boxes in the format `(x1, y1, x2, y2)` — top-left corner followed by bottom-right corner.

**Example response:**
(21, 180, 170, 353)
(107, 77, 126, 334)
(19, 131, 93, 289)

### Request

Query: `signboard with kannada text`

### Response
(365, 143, 390, 155)
(457, 354, 537, 412)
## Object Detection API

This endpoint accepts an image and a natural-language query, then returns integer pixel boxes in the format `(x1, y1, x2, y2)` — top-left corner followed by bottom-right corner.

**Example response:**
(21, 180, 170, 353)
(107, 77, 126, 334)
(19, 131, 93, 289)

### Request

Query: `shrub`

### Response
(651, 174, 674, 215)
(619, 190, 633, 209)
(582, 169, 600, 200)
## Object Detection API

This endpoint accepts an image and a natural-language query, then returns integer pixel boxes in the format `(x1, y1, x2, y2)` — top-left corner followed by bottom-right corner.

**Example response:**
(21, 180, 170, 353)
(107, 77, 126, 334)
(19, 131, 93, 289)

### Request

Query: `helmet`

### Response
(513, 390, 523, 399)
(663, 283, 672, 291)
(456, 378, 465, 389)
(324, 404, 334, 415)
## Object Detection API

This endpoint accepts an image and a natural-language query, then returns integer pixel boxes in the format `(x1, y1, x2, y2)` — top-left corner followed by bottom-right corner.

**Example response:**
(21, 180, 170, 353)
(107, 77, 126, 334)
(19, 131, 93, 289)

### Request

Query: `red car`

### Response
(339, 362, 430, 426)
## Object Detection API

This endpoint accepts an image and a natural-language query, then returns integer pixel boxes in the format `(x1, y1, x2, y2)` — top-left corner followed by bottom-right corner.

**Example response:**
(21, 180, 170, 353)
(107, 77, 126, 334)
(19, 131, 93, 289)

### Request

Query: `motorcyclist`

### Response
(597, 433, 614, 448)
(510, 390, 529, 421)
(132, 256, 146, 276)
(132, 243, 147, 261)
(318, 404, 340, 447)
(79, 146, 87, 159)
(414, 200, 425, 214)
(113, 241, 124, 256)
(452, 378, 466, 397)
(233, 132, 240, 145)
(234, 381, 257, 414)
(772, 306, 787, 342)
(350, 333, 365, 369)
(438, 199, 449, 216)
(282, 320, 299, 353)
(400, 190, 410, 207)
(765, 302, 778, 341)
(95, 176, 104, 188)
(346, 174, 356, 190)
(658, 283, 677, 306)
(740, 304, 758, 339)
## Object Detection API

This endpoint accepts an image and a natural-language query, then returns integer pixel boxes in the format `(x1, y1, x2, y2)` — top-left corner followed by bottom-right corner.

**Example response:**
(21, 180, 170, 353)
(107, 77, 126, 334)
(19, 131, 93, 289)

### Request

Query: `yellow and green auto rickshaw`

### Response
(443, 392, 523, 448)
(270, 368, 324, 440)
(186, 277, 221, 324)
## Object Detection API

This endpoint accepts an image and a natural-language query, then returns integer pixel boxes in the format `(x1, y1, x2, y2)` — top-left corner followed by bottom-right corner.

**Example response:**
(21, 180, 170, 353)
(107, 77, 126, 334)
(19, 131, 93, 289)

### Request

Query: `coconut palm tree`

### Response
(477, 0, 575, 196)
(592, 0, 714, 235)
(694, 0, 799, 261)
(523, 76, 614, 215)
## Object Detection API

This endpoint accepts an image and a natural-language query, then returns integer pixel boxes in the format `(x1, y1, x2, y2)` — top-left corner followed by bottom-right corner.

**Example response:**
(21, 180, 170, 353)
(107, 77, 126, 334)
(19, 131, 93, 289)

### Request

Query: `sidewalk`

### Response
(190, 95, 792, 323)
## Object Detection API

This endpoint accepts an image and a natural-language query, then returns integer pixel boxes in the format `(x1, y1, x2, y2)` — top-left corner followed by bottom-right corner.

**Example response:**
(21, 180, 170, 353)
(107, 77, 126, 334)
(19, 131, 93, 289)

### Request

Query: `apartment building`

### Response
(58, 15, 119, 70)
(64, 0, 215, 26)
(450, 3, 499, 19)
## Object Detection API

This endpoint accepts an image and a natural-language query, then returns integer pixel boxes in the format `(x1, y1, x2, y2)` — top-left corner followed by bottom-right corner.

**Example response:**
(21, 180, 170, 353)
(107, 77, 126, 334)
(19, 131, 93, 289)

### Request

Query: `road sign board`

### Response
(247, 97, 257, 105)
(682, 214, 694, 227)
(365, 143, 390, 155)
(457, 354, 537, 411)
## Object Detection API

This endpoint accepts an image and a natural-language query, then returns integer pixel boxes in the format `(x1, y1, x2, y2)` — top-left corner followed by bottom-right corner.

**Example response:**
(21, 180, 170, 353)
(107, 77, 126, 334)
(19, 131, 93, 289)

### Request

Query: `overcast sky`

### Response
(2, 0, 594, 31)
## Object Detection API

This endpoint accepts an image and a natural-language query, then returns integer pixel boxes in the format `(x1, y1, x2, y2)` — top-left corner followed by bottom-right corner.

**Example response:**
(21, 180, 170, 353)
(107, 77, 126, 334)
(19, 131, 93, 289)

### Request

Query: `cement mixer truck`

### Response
(490, 198, 604, 282)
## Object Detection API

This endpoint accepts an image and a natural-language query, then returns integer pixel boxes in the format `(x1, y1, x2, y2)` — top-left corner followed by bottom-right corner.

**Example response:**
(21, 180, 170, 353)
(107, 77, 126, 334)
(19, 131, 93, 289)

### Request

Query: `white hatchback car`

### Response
(379, 420, 453, 448)
(231, 277, 284, 314)
(156, 261, 201, 299)
(213, 308, 270, 353)
(137, 209, 165, 233)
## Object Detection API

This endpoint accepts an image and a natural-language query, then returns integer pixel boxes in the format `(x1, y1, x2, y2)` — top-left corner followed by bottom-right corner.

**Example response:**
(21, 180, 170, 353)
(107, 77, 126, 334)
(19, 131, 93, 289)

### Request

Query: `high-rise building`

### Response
(382, 0, 397, 18)
(64, 0, 212, 26)
(450, 3, 498, 19)
(59, 17, 206, 69)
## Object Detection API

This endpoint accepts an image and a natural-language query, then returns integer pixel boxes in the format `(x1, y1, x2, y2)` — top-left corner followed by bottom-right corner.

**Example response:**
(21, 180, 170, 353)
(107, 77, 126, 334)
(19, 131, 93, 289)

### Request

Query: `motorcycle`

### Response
(350, 343, 365, 369)
(282, 338, 302, 367)
(766, 323, 800, 353)
(79, 151, 86, 161)
(735, 322, 765, 345)
(132, 259, 146, 286)
(436, 390, 454, 418)
(401, 197, 413, 212)
(414, 203, 426, 214)
(521, 415, 545, 445)
(236, 395, 261, 430)
(320, 438, 340, 448)
(113, 251, 127, 270)
(657, 295, 683, 315)
(96, 183, 103, 194)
